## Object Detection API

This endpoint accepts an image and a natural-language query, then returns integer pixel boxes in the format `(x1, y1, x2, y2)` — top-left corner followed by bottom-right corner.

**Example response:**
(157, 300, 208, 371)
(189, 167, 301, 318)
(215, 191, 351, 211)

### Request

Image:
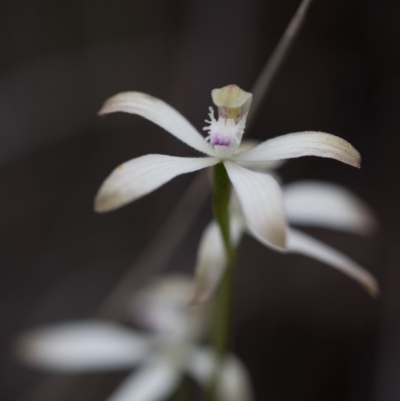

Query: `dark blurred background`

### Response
(1, 0, 399, 400)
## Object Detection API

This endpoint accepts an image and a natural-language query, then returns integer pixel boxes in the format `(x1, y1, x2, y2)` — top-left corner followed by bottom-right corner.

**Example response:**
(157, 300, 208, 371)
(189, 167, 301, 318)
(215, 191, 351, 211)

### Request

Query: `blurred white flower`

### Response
(191, 181, 379, 304)
(95, 84, 361, 251)
(15, 275, 253, 401)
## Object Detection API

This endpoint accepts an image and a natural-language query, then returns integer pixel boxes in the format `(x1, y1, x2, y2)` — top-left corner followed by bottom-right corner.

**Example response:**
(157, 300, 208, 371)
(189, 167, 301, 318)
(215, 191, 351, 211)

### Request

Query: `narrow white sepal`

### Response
(105, 360, 179, 401)
(99, 92, 215, 156)
(284, 181, 376, 234)
(133, 275, 207, 340)
(287, 228, 379, 297)
(190, 217, 244, 305)
(233, 132, 361, 168)
(187, 347, 254, 401)
(224, 161, 287, 250)
(95, 155, 218, 212)
(236, 139, 286, 172)
(15, 321, 149, 372)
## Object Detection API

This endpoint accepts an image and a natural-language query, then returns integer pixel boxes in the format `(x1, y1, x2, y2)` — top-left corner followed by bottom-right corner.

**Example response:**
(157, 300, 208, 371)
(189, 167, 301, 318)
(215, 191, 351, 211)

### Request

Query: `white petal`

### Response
(233, 132, 361, 168)
(99, 92, 214, 155)
(236, 139, 285, 171)
(224, 161, 287, 250)
(284, 181, 376, 234)
(287, 229, 379, 297)
(133, 275, 209, 340)
(190, 217, 244, 305)
(106, 360, 179, 401)
(15, 321, 149, 372)
(238, 159, 286, 172)
(187, 347, 253, 401)
(95, 155, 218, 212)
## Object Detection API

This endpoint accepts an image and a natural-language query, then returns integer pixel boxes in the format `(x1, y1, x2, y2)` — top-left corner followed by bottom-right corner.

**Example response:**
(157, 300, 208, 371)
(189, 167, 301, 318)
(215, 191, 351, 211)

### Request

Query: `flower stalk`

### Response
(207, 163, 236, 400)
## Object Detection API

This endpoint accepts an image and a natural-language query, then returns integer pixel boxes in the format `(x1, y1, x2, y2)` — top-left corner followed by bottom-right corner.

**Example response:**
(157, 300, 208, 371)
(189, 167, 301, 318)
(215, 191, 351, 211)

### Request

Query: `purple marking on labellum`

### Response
(211, 137, 231, 147)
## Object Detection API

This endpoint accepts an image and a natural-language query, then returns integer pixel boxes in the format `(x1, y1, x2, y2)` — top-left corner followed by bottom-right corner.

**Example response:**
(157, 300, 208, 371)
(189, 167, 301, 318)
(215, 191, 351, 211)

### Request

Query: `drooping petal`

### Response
(105, 360, 179, 401)
(187, 347, 253, 401)
(287, 228, 379, 297)
(284, 181, 376, 234)
(99, 92, 215, 156)
(224, 161, 287, 250)
(190, 217, 244, 305)
(233, 132, 361, 168)
(95, 155, 218, 212)
(15, 321, 150, 372)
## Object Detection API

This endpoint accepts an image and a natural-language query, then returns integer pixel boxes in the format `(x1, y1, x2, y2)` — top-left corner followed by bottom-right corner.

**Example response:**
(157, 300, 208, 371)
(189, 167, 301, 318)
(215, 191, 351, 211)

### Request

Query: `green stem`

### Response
(206, 163, 236, 401)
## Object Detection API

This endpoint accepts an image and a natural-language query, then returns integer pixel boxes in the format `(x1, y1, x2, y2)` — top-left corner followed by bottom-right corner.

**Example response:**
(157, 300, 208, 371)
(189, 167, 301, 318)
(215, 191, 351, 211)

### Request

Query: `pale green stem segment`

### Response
(206, 163, 236, 401)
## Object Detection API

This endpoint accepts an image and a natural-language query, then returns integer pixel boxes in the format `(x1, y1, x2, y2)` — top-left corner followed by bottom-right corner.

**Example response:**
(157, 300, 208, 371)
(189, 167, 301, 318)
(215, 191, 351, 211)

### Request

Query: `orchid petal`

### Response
(284, 181, 376, 234)
(106, 360, 179, 401)
(287, 229, 379, 297)
(134, 275, 207, 339)
(190, 217, 244, 305)
(236, 140, 286, 172)
(187, 347, 253, 401)
(15, 321, 149, 372)
(99, 92, 215, 155)
(224, 162, 287, 250)
(95, 155, 218, 212)
(233, 132, 361, 168)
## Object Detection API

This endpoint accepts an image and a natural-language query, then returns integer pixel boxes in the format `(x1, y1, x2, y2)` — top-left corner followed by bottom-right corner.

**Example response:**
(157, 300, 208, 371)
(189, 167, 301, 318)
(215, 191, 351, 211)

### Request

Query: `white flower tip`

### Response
(13, 333, 41, 366)
(94, 180, 122, 213)
(363, 278, 380, 298)
(269, 229, 287, 251)
(252, 224, 287, 252)
(94, 194, 114, 213)
(360, 210, 378, 234)
(327, 135, 362, 168)
(311, 133, 362, 168)
(94, 171, 131, 213)
(97, 91, 141, 116)
(94, 197, 109, 213)
(13, 337, 27, 362)
(354, 153, 362, 169)
(97, 94, 121, 116)
(307, 133, 362, 168)
(256, 217, 287, 251)
(97, 105, 107, 116)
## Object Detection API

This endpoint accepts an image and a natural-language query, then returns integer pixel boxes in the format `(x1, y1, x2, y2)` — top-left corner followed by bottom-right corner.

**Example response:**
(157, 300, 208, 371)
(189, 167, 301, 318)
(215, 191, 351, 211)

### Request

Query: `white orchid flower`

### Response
(15, 275, 253, 401)
(191, 181, 379, 304)
(95, 84, 361, 251)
